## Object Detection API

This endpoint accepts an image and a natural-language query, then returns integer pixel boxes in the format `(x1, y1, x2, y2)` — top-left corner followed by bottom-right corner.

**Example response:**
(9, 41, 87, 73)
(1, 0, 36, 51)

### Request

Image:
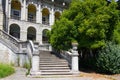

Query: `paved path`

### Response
(0, 67, 119, 80)
(0, 68, 92, 80)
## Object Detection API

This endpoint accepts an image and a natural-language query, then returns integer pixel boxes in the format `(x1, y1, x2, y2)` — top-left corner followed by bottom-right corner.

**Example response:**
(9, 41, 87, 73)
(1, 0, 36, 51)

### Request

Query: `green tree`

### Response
(50, 0, 120, 50)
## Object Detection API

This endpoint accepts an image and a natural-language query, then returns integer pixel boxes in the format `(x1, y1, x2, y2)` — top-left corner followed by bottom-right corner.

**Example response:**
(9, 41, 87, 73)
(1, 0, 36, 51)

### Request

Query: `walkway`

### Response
(0, 67, 119, 80)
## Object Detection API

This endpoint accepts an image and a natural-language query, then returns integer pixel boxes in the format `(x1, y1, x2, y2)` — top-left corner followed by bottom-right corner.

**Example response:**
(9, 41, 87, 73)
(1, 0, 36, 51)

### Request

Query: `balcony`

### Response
(42, 21, 49, 25)
(28, 18, 36, 23)
(11, 15, 21, 20)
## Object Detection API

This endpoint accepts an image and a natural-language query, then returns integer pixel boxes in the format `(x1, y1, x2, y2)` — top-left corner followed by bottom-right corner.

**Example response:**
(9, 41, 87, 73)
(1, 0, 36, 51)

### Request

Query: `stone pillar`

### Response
(21, 0, 26, 20)
(30, 50, 41, 75)
(8, 1, 11, 18)
(25, 7, 28, 21)
(71, 43, 79, 74)
(36, 4, 41, 23)
(49, 7, 54, 25)
(0, 0, 3, 30)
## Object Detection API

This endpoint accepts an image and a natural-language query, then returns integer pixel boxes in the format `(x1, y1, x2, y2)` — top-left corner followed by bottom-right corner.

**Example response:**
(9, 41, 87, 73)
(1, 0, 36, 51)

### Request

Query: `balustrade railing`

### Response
(0, 29, 20, 53)
(0, 29, 35, 55)
(42, 21, 49, 25)
(60, 51, 72, 66)
(28, 18, 36, 23)
(11, 15, 21, 20)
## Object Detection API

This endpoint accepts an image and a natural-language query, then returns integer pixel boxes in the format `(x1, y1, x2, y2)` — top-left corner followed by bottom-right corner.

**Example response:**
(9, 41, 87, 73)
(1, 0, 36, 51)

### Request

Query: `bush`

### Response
(96, 42, 120, 74)
(0, 63, 15, 78)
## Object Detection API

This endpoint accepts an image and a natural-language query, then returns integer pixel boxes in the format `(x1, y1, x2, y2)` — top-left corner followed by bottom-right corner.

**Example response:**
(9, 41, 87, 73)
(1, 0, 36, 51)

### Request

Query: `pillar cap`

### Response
(72, 42, 78, 50)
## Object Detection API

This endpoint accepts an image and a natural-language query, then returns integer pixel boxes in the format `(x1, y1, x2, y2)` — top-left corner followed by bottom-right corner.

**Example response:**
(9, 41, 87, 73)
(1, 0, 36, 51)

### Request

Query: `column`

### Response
(0, 0, 2, 5)
(71, 43, 79, 74)
(36, 4, 41, 23)
(21, 0, 26, 20)
(25, 7, 28, 21)
(0, 0, 3, 30)
(49, 7, 54, 25)
(8, 0, 11, 18)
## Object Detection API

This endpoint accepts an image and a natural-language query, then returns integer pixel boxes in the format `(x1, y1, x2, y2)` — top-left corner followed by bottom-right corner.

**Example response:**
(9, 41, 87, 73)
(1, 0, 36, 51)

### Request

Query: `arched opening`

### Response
(54, 11, 61, 20)
(42, 29, 49, 43)
(28, 4, 36, 22)
(27, 27, 36, 41)
(11, 0, 21, 20)
(42, 8, 50, 25)
(9, 24, 20, 39)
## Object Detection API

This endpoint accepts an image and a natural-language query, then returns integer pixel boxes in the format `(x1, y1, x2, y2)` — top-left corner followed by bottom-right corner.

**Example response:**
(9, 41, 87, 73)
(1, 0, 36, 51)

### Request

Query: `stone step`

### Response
(39, 51, 71, 75)
(40, 60, 67, 63)
(40, 72, 72, 75)
(40, 64, 68, 67)
(40, 69, 71, 72)
(40, 62, 68, 65)
(40, 66, 70, 70)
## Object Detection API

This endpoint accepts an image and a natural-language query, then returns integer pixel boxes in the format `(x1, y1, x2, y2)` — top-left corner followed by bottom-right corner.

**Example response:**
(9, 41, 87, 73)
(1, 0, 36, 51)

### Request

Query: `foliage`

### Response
(0, 63, 15, 78)
(50, 18, 77, 50)
(50, 0, 120, 50)
(96, 42, 120, 74)
(23, 62, 31, 75)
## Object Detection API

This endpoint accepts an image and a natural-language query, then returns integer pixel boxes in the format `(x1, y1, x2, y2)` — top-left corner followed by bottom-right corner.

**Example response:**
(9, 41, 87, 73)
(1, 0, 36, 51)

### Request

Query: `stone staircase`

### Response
(39, 51, 72, 75)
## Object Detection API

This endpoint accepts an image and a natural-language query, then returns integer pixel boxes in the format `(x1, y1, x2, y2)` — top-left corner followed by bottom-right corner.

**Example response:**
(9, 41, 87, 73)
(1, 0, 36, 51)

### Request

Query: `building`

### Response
(0, 0, 70, 44)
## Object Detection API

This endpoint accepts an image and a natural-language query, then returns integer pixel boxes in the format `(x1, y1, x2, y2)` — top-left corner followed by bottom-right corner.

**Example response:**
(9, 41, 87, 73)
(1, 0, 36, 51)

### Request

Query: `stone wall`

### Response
(0, 43, 18, 65)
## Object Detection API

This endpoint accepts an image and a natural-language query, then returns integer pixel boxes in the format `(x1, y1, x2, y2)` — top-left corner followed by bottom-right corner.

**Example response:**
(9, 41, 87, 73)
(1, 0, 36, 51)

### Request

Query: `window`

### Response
(13, 10, 19, 16)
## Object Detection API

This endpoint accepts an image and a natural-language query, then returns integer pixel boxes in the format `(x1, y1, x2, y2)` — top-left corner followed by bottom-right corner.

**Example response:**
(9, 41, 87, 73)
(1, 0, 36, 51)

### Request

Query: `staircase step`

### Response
(41, 72, 72, 75)
(39, 51, 71, 75)
(40, 67, 69, 70)
(41, 69, 70, 72)
(40, 64, 68, 67)
(40, 62, 68, 65)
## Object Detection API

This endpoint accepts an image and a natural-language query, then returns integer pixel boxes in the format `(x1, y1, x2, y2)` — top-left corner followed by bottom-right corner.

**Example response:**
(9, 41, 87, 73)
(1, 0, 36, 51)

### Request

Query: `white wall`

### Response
(0, 43, 18, 65)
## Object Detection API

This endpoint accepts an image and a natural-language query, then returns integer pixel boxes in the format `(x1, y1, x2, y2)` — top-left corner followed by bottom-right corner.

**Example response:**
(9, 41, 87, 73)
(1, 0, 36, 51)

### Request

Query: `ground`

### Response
(1, 67, 120, 80)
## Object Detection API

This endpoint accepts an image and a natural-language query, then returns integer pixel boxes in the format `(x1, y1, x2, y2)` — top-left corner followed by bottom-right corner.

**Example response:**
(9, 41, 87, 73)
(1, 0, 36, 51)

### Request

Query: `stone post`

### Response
(71, 43, 79, 74)
(8, 1, 11, 18)
(30, 49, 41, 75)
(21, 0, 26, 20)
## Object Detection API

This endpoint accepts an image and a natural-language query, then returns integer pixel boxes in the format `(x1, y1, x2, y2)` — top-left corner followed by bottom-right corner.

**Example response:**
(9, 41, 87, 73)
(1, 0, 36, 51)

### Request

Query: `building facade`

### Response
(1, 0, 70, 44)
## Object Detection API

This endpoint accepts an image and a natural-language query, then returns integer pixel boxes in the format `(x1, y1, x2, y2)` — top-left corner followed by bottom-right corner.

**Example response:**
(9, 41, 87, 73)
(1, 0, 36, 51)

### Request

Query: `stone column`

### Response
(21, 0, 26, 20)
(36, 4, 42, 23)
(49, 7, 54, 25)
(25, 7, 28, 21)
(0, 0, 3, 30)
(71, 43, 79, 74)
(8, 1, 11, 18)
(30, 50, 41, 75)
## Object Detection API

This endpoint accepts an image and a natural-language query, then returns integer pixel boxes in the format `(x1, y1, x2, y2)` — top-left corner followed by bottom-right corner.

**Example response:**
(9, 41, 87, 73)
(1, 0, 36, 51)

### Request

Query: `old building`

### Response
(1, 0, 70, 44)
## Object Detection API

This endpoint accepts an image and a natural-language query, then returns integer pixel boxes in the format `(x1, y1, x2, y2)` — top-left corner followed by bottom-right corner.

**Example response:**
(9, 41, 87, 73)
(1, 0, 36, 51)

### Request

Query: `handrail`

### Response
(60, 50, 72, 67)
(27, 40, 35, 59)
(0, 29, 20, 53)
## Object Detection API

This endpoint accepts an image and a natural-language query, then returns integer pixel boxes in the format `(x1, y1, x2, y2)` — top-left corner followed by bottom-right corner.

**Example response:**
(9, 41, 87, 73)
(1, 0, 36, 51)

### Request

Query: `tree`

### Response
(50, 0, 120, 51)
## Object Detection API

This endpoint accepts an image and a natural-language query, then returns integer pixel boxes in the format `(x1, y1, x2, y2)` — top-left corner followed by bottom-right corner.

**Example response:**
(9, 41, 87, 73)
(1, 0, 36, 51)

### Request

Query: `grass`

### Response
(0, 63, 15, 78)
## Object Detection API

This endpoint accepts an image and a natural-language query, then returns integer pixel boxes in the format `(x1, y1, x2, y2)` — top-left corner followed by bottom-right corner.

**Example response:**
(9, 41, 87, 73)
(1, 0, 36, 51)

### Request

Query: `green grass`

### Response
(0, 63, 15, 78)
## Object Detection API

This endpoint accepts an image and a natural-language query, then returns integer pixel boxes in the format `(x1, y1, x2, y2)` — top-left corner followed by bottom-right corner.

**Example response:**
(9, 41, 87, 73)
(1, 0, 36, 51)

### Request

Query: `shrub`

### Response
(0, 63, 15, 78)
(96, 42, 120, 74)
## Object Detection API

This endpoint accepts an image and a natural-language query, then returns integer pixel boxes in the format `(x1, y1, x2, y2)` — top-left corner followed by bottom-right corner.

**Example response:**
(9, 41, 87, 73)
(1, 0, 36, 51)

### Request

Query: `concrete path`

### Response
(0, 67, 118, 80)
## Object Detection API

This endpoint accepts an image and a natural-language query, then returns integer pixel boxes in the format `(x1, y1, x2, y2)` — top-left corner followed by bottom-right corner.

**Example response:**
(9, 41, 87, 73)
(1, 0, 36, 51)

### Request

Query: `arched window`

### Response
(27, 27, 36, 41)
(9, 24, 20, 39)
(42, 29, 49, 43)
(28, 4, 36, 22)
(11, 0, 21, 20)
(54, 11, 61, 20)
(42, 8, 50, 25)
